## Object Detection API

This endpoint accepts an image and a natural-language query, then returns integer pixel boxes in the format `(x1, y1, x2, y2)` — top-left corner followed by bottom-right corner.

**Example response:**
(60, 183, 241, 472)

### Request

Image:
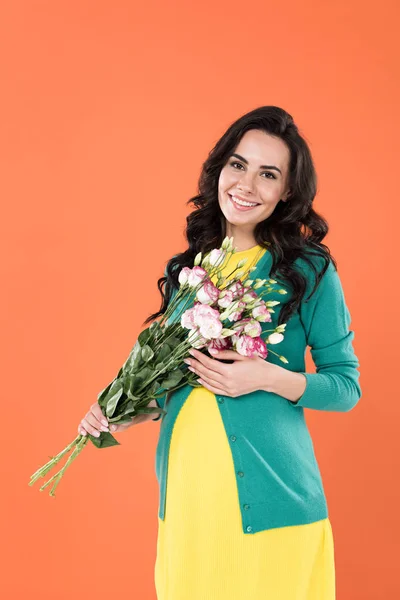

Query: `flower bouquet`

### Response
(29, 236, 288, 496)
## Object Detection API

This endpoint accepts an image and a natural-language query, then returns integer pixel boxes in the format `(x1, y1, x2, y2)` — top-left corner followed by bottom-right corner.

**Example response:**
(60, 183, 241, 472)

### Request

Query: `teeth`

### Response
(231, 195, 258, 207)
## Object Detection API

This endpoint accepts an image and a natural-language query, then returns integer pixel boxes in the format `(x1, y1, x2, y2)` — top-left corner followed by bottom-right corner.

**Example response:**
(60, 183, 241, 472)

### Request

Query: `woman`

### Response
(78, 106, 361, 599)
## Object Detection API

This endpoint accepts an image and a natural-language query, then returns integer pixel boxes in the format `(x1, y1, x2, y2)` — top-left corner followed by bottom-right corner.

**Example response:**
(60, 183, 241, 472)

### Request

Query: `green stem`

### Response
(39, 435, 89, 496)
(29, 434, 82, 484)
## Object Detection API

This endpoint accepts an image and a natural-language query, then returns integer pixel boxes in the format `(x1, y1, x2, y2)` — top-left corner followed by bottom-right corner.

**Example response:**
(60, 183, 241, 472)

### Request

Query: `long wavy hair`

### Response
(143, 105, 336, 328)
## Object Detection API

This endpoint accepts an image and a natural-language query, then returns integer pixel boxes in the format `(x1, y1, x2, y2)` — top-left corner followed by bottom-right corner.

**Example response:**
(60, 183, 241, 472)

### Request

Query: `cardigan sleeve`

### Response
(288, 258, 362, 412)
(152, 393, 167, 421)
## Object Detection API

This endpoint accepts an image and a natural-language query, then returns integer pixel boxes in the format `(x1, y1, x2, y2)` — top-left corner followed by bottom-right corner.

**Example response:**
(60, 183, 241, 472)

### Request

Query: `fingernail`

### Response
(209, 348, 218, 354)
(94, 431, 100, 437)
(101, 419, 108, 426)
(101, 426, 109, 432)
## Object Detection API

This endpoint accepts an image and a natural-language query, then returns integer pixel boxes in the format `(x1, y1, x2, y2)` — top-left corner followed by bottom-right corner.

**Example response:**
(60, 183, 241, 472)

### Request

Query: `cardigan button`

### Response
(217, 397, 224, 403)
(243, 504, 250, 510)
(237, 471, 244, 477)
(230, 435, 237, 442)
(246, 526, 253, 533)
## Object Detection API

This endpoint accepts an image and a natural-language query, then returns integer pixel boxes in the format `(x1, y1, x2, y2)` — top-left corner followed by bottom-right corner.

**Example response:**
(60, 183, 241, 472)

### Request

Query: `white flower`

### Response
(208, 248, 227, 267)
(199, 318, 223, 339)
(267, 332, 284, 344)
(178, 266, 192, 286)
(188, 328, 207, 348)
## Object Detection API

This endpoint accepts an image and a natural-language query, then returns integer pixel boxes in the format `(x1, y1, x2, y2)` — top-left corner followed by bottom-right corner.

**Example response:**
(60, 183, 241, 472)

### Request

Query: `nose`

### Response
(237, 171, 255, 193)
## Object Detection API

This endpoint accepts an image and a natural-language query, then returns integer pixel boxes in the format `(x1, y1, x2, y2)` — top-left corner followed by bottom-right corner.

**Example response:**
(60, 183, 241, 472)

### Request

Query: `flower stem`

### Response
(29, 434, 82, 484)
(38, 434, 89, 496)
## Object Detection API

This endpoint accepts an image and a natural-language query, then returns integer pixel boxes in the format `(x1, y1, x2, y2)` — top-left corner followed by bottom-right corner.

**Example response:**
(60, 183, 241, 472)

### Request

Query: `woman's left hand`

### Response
(183, 347, 281, 397)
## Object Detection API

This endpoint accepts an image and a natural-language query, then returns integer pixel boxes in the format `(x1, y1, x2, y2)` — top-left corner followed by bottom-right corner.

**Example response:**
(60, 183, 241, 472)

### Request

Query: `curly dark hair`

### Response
(143, 105, 336, 328)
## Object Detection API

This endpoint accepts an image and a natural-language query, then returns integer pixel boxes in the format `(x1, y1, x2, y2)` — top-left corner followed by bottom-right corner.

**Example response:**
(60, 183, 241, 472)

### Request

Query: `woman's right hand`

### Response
(78, 399, 159, 437)
(78, 402, 124, 438)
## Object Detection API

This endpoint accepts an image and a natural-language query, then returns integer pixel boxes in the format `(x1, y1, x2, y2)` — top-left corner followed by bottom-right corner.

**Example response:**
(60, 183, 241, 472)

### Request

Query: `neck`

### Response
(225, 228, 258, 253)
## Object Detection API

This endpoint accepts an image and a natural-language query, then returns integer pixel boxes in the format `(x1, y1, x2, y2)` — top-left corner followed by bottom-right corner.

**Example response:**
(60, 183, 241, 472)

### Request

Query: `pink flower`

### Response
(187, 266, 208, 287)
(181, 307, 197, 329)
(235, 334, 258, 357)
(252, 304, 272, 322)
(192, 303, 223, 339)
(178, 266, 192, 286)
(196, 280, 220, 305)
(243, 319, 262, 337)
(254, 337, 268, 359)
(207, 336, 231, 354)
(227, 280, 245, 300)
(227, 300, 247, 322)
(230, 317, 252, 334)
(217, 288, 234, 308)
(193, 302, 221, 321)
(242, 287, 258, 302)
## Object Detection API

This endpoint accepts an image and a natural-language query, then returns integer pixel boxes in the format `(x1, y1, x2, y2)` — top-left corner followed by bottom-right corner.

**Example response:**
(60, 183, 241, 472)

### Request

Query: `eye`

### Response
(229, 161, 276, 179)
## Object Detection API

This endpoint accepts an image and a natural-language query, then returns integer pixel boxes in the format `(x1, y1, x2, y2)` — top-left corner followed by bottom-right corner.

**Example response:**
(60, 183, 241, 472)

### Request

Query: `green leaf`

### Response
(123, 400, 135, 415)
(88, 431, 121, 448)
(114, 415, 134, 425)
(138, 326, 151, 345)
(97, 379, 116, 403)
(160, 368, 184, 389)
(126, 389, 143, 402)
(149, 380, 164, 396)
(136, 405, 166, 418)
(122, 374, 134, 396)
(105, 379, 124, 417)
(149, 320, 161, 335)
(122, 341, 142, 373)
(135, 366, 154, 384)
(141, 345, 154, 362)
(166, 335, 181, 347)
(156, 344, 172, 363)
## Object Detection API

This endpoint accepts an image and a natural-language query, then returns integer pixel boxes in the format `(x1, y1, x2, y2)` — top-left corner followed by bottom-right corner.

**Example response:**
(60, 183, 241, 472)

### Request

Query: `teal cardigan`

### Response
(152, 249, 362, 533)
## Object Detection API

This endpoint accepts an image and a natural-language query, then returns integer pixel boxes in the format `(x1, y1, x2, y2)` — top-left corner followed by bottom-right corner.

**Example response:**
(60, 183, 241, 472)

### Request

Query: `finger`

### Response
(189, 363, 225, 387)
(81, 417, 103, 437)
(78, 425, 87, 436)
(86, 411, 109, 432)
(196, 375, 227, 396)
(91, 402, 109, 427)
(209, 349, 245, 360)
(189, 349, 227, 375)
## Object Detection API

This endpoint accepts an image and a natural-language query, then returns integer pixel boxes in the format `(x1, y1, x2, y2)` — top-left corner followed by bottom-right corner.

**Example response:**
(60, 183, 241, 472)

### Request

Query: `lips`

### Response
(228, 192, 260, 206)
(228, 193, 260, 208)
(229, 193, 259, 205)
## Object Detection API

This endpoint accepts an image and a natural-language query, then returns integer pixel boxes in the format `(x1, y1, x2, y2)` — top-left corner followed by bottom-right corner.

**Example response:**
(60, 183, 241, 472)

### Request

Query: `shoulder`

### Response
(293, 251, 338, 302)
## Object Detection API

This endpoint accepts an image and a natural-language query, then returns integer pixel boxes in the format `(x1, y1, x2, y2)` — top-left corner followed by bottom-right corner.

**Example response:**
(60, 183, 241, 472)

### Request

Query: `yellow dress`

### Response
(154, 244, 336, 600)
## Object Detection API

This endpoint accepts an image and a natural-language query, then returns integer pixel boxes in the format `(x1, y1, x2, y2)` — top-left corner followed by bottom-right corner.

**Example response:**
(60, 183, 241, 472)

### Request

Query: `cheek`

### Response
(219, 167, 236, 191)
(260, 185, 282, 204)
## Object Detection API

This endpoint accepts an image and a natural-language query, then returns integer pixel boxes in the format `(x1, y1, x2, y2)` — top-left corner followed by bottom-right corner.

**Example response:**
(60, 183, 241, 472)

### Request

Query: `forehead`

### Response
(232, 130, 290, 170)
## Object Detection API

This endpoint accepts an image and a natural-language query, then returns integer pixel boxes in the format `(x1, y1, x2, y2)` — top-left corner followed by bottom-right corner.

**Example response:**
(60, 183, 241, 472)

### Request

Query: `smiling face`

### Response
(218, 129, 291, 243)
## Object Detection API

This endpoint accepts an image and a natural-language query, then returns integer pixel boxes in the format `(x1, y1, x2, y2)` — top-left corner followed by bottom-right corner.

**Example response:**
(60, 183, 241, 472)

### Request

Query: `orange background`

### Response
(1, 1, 398, 598)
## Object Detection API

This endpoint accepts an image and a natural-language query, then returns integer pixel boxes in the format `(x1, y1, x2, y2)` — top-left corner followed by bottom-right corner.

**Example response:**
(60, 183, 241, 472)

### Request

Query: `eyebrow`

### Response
(230, 153, 282, 175)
